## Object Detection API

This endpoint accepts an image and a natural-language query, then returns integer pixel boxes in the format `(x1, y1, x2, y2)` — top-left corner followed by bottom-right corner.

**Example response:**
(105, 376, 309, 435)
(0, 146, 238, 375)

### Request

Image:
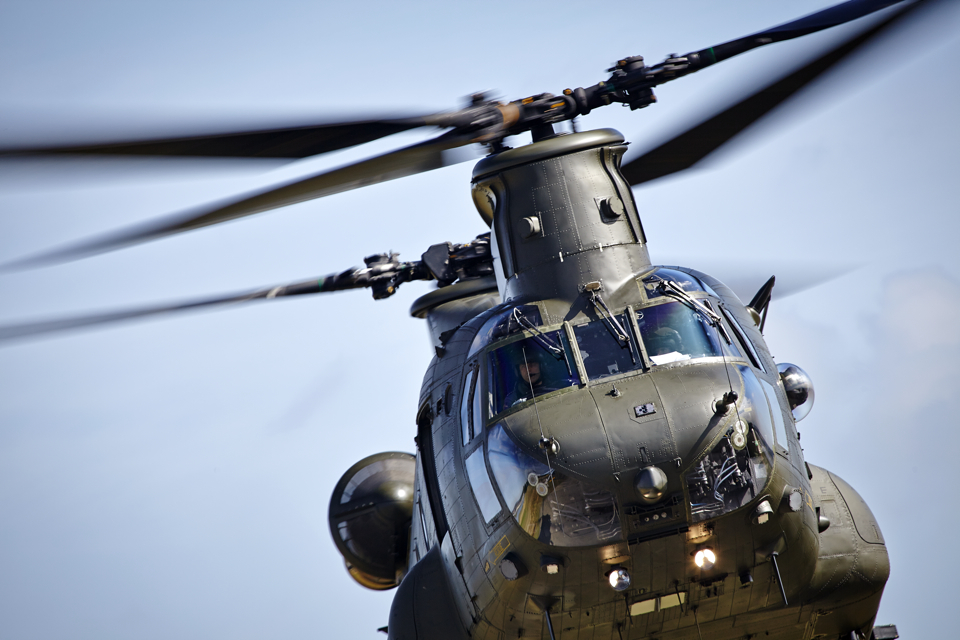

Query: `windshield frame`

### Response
(632, 296, 751, 369)
(480, 294, 755, 423)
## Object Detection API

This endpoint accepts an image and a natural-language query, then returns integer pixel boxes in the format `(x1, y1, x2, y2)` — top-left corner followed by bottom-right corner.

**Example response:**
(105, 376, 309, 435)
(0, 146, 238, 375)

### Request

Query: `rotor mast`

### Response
(471, 129, 652, 310)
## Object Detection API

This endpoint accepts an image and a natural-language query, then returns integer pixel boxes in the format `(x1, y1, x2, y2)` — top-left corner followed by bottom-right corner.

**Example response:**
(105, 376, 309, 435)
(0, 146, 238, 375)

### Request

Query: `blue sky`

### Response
(1, 1, 958, 638)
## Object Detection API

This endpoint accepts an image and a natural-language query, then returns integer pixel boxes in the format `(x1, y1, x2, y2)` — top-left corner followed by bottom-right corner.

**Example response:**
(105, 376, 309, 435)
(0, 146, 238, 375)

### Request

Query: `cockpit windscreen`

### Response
(572, 316, 643, 380)
(636, 301, 724, 365)
(488, 330, 579, 415)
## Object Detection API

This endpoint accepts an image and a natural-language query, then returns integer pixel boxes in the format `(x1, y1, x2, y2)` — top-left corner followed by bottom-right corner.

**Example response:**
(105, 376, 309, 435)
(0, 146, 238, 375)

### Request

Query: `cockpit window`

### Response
(636, 301, 724, 365)
(572, 316, 643, 380)
(468, 305, 543, 357)
(487, 330, 579, 415)
(641, 268, 705, 300)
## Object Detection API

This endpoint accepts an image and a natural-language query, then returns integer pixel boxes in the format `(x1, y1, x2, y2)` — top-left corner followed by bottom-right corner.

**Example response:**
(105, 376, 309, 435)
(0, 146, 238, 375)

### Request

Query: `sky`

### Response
(0, 1, 958, 638)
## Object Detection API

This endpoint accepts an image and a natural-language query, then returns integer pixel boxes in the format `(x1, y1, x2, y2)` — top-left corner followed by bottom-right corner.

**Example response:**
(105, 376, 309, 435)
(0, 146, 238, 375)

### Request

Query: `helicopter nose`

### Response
(499, 389, 612, 487)
(492, 361, 748, 529)
(583, 368, 730, 506)
(489, 362, 767, 549)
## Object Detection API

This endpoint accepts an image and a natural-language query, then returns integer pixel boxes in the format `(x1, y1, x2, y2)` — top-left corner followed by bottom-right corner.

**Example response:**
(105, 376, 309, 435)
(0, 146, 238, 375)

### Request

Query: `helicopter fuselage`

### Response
(334, 130, 891, 640)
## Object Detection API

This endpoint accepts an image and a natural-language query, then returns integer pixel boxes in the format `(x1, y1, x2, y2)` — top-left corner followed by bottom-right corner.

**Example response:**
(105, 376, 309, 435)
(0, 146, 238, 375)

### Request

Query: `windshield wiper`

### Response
(655, 280, 732, 344)
(512, 308, 563, 356)
(583, 282, 634, 359)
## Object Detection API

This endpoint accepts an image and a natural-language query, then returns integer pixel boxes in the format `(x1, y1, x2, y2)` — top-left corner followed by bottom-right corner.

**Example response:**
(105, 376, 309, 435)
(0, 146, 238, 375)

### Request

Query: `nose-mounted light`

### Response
(607, 567, 631, 591)
(634, 466, 668, 504)
(694, 548, 716, 570)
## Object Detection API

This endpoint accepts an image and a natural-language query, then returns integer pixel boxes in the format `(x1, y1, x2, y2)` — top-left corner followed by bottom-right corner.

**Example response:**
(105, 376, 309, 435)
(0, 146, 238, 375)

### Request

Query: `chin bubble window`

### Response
(487, 424, 622, 546)
(685, 366, 774, 523)
(465, 448, 501, 524)
(636, 301, 724, 365)
(487, 330, 579, 416)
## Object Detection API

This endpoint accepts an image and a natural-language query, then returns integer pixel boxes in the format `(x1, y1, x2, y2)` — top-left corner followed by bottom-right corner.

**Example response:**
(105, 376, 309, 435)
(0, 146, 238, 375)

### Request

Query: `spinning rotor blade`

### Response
(620, 0, 930, 186)
(0, 260, 425, 343)
(699, 0, 906, 65)
(657, 258, 861, 302)
(0, 116, 437, 159)
(2, 232, 495, 343)
(0, 281, 325, 342)
(3, 0, 937, 271)
(6, 131, 475, 268)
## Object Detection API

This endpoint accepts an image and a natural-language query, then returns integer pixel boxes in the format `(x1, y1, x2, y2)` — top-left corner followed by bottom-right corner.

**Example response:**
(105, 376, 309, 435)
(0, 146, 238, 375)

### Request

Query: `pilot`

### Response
(504, 352, 553, 407)
(645, 326, 683, 356)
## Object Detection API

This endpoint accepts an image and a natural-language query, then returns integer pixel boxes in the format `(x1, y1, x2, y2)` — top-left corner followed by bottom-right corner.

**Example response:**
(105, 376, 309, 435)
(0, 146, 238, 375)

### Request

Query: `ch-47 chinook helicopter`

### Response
(0, 0, 954, 638)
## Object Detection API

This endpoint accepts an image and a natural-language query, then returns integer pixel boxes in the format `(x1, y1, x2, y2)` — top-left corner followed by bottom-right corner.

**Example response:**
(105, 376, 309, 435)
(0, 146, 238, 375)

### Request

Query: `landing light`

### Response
(694, 548, 716, 570)
(608, 567, 631, 591)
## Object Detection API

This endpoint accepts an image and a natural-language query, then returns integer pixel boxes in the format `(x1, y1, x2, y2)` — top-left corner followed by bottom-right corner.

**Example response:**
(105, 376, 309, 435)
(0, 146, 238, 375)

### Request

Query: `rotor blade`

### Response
(5, 131, 476, 269)
(657, 258, 860, 302)
(704, 0, 906, 65)
(0, 265, 402, 343)
(708, 262, 859, 302)
(0, 116, 438, 159)
(0, 281, 321, 343)
(621, 0, 929, 186)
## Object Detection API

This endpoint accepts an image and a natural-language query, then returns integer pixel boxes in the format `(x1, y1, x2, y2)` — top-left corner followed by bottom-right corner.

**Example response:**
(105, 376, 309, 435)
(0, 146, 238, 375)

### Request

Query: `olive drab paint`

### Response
(330, 130, 890, 640)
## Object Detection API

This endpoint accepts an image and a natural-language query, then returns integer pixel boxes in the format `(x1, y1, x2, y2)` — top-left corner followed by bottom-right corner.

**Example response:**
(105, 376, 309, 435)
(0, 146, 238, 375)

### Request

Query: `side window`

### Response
(760, 377, 791, 456)
(460, 367, 476, 447)
(460, 361, 501, 525)
(702, 300, 744, 360)
(722, 306, 766, 373)
(416, 402, 449, 542)
(471, 367, 483, 440)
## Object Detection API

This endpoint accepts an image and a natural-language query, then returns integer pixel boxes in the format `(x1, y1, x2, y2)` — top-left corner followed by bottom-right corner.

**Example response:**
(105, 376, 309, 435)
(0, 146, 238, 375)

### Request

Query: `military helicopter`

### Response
(1, 1, 960, 640)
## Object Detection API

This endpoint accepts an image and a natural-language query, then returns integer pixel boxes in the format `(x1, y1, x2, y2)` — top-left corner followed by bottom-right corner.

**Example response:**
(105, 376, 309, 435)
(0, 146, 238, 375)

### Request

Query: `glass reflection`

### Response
(636, 301, 724, 365)
(465, 448, 501, 523)
(738, 366, 775, 461)
(487, 424, 622, 546)
(460, 368, 474, 446)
